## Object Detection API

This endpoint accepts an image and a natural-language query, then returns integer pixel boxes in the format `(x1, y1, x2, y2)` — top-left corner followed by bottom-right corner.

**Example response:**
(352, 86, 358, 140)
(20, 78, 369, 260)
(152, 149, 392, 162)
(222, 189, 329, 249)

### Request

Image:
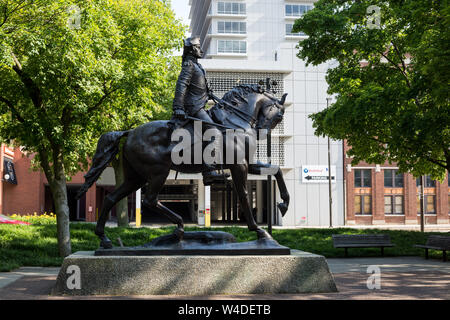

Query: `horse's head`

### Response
(220, 84, 287, 131)
(255, 91, 287, 131)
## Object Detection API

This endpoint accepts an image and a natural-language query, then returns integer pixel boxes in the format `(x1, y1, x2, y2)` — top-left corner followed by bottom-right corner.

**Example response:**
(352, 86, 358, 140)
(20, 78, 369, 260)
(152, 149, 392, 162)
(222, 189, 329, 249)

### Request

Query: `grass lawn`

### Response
(0, 218, 448, 272)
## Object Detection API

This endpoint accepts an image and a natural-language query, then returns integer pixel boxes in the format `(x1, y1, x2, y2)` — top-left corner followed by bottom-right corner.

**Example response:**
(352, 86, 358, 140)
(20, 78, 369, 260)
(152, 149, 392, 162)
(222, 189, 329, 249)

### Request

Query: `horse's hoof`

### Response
(174, 227, 184, 241)
(100, 237, 113, 249)
(278, 203, 288, 217)
(256, 228, 272, 240)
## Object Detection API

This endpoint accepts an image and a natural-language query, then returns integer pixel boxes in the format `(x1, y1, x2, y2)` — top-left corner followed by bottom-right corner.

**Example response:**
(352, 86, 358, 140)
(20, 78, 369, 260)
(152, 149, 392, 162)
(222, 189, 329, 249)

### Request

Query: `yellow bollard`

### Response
(136, 208, 141, 228)
(205, 208, 211, 227)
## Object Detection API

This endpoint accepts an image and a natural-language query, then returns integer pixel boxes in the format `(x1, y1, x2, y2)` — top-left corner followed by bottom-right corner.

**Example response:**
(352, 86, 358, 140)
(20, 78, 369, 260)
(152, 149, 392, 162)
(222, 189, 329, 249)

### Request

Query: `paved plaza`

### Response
(0, 257, 448, 300)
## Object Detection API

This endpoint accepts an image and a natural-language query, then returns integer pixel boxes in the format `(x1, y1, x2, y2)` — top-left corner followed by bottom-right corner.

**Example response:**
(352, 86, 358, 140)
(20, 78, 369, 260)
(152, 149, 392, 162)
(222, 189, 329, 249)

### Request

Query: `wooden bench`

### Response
(414, 235, 450, 262)
(332, 234, 395, 257)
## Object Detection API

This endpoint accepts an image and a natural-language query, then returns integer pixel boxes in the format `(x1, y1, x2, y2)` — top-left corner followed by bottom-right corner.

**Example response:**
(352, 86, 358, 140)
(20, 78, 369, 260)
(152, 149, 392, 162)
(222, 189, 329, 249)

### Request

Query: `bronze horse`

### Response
(77, 85, 290, 249)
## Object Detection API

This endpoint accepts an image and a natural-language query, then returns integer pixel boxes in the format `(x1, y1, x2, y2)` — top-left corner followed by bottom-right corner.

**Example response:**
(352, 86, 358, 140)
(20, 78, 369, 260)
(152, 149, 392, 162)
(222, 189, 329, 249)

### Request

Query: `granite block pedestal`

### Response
(52, 250, 338, 296)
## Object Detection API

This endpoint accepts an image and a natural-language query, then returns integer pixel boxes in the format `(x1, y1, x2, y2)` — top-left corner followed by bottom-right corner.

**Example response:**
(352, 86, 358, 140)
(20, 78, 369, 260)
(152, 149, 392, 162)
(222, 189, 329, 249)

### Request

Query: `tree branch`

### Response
(0, 96, 25, 122)
(11, 52, 43, 108)
(87, 87, 119, 113)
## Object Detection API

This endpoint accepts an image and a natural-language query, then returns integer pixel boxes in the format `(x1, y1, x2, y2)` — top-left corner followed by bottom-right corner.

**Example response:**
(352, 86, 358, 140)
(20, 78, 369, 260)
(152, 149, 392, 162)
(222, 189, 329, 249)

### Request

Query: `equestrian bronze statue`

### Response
(77, 37, 290, 249)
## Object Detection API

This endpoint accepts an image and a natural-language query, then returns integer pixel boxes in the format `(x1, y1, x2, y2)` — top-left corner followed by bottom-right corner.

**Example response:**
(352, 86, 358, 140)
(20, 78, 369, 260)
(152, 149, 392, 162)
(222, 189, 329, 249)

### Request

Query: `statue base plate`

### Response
(95, 231, 290, 256)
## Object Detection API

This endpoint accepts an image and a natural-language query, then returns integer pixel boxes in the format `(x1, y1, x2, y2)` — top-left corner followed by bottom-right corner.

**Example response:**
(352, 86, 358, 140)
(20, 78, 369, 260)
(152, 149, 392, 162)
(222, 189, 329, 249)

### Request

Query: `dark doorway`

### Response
(44, 185, 86, 221)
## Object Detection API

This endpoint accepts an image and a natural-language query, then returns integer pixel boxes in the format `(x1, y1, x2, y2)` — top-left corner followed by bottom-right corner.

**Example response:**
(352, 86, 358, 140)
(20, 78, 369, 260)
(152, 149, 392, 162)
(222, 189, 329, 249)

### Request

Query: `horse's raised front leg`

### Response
(142, 169, 184, 240)
(248, 162, 290, 217)
(229, 163, 272, 240)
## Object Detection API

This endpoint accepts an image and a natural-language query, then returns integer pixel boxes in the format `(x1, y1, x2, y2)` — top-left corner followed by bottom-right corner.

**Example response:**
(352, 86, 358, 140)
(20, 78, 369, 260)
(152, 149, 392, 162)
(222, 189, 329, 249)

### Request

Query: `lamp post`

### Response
(420, 175, 425, 232)
(266, 78, 273, 235)
(326, 97, 333, 228)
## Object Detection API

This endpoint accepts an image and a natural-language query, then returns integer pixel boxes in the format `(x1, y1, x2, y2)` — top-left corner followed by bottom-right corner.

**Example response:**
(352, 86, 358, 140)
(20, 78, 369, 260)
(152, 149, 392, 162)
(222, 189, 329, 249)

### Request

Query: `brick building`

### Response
(344, 142, 450, 226)
(0, 143, 117, 223)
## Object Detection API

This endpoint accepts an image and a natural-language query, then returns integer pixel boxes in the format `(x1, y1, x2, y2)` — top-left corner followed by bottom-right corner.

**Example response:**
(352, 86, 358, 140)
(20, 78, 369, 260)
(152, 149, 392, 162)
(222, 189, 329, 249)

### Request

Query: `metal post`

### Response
(267, 129, 272, 235)
(265, 77, 273, 235)
(420, 175, 425, 232)
(327, 98, 333, 228)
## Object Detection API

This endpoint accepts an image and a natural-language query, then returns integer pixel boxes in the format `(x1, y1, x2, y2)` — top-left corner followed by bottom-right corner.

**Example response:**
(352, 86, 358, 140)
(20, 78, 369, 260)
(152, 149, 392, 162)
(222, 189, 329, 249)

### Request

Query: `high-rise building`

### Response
(187, 0, 345, 227)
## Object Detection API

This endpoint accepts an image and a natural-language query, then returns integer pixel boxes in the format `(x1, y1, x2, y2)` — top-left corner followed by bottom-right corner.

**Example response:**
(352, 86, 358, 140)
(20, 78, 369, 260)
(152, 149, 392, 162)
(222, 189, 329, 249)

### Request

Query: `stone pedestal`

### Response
(52, 250, 337, 296)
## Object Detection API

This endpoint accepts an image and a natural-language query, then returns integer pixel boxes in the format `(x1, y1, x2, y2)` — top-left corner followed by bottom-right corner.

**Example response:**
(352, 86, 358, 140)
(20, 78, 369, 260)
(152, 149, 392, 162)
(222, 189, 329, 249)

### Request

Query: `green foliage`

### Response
(0, 222, 447, 272)
(0, 0, 185, 176)
(293, 0, 450, 180)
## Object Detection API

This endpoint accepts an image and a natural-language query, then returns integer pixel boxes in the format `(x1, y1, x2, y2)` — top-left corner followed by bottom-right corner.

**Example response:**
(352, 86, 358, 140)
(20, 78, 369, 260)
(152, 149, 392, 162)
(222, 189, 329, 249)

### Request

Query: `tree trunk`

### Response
(48, 165, 72, 257)
(112, 149, 128, 227)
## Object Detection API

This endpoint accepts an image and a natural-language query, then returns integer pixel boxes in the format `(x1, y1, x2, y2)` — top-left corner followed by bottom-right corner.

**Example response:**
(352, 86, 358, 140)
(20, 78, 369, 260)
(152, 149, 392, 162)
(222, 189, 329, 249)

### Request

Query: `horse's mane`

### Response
(221, 84, 263, 106)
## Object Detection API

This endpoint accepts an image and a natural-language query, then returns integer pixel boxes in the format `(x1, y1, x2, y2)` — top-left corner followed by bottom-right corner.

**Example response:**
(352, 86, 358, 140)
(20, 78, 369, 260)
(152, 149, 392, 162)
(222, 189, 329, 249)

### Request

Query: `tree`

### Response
(0, 0, 185, 256)
(293, 0, 450, 180)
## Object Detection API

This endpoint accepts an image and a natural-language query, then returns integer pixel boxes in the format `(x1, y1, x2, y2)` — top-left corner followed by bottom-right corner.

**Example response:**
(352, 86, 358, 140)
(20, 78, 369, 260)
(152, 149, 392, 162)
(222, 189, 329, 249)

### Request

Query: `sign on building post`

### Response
(302, 165, 336, 183)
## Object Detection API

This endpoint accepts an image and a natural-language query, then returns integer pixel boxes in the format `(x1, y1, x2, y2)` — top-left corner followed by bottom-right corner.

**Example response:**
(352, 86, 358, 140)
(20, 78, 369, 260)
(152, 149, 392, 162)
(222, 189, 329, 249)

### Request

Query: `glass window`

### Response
(286, 4, 313, 16)
(426, 195, 435, 214)
(218, 40, 246, 54)
(395, 196, 403, 214)
(384, 169, 403, 187)
(240, 3, 246, 14)
(363, 195, 372, 214)
(218, 2, 245, 14)
(286, 24, 305, 36)
(425, 176, 435, 188)
(218, 21, 246, 34)
(286, 5, 292, 16)
(232, 3, 239, 13)
(417, 195, 436, 214)
(355, 169, 371, 187)
(218, 21, 224, 33)
(363, 171, 371, 188)
(384, 171, 393, 187)
(355, 170, 362, 187)
(225, 2, 232, 13)
(355, 195, 372, 215)
(384, 196, 392, 214)
(218, 2, 224, 13)
(385, 195, 403, 214)
(354, 196, 361, 214)
(417, 176, 436, 187)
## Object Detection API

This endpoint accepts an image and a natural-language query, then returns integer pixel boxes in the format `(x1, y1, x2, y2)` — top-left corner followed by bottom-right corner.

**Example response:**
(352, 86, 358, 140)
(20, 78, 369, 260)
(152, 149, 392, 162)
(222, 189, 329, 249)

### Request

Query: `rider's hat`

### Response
(184, 36, 201, 47)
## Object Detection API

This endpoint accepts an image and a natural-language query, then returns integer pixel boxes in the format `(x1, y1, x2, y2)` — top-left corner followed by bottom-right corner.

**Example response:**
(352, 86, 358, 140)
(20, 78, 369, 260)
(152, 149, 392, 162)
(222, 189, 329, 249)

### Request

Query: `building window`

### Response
(416, 176, 436, 188)
(354, 169, 371, 188)
(384, 169, 404, 187)
(218, 2, 246, 15)
(385, 195, 404, 214)
(417, 195, 436, 214)
(218, 21, 246, 34)
(218, 40, 246, 54)
(355, 195, 372, 215)
(285, 24, 305, 36)
(285, 4, 313, 17)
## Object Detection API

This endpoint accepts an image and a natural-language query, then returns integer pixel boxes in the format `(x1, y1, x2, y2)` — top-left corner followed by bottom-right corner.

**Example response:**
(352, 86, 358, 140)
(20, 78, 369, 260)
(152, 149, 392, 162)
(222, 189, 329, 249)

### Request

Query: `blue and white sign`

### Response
(302, 165, 336, 183)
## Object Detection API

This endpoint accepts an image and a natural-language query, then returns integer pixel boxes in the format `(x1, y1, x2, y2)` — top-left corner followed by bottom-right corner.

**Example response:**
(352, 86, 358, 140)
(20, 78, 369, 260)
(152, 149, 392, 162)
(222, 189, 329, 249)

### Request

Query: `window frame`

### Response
(384, 169, 404, 188)
(354, 169, 372, 188)
(217, 21, 246, 34)
(354, 195, 372, 215)
(217, 40, 247, 54)
(217, 2, 246, 15)
(384, 195, 404, 215)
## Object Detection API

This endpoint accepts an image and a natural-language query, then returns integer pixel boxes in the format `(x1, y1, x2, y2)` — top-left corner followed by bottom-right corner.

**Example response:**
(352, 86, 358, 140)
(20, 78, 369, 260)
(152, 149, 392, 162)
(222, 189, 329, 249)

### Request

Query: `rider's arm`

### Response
(172, 61, 194, 111)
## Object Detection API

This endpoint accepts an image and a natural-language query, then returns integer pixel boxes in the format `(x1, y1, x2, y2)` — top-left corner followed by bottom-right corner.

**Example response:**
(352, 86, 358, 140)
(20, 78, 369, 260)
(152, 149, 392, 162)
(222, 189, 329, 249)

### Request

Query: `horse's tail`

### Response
(75, 130, 130, 200)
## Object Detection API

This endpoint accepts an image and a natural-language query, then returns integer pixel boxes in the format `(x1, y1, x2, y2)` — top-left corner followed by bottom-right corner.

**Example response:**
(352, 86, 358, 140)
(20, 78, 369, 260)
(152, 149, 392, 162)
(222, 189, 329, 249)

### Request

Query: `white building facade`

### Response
(179, 0, 346, 227)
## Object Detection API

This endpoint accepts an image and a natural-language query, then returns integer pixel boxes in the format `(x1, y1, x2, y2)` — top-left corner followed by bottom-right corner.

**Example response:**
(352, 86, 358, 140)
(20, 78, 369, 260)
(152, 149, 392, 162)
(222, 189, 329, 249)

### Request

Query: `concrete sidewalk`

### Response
(0, 257, 449, 300)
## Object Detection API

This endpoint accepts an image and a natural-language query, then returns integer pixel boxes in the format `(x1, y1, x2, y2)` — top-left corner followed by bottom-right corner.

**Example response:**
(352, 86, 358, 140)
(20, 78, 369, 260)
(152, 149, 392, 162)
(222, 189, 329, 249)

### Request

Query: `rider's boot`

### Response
(202, 167, 229, 186)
